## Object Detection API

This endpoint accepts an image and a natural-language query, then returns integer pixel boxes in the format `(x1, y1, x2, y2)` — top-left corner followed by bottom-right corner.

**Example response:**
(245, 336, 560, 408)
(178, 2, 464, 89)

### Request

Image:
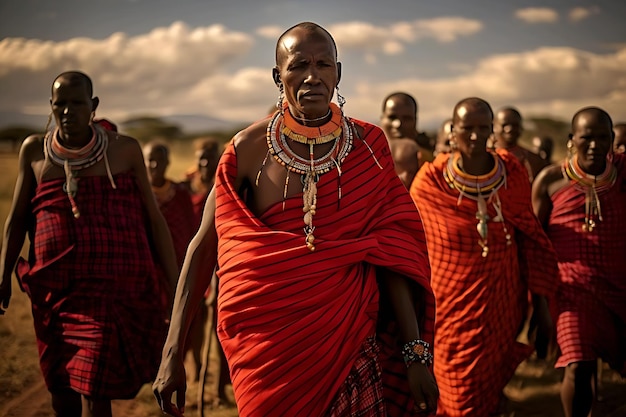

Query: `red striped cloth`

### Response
(214, 119, 434, 417)
(157, 180, 196, 268)
(548, 153, 626, 374)
(16, 173, 168, 399)
(411, 150, 558, 417)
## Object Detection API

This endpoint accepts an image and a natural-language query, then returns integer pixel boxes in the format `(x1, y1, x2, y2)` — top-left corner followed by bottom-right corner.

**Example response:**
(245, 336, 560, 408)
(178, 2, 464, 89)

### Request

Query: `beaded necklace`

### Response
(281, 101, 343, 145)
(44, 123, 116, 218)
(152, 180, 176, 205)
(562, 154, 617, 232)
(260, 107, 353, 251)
(444, 151, 510, 257)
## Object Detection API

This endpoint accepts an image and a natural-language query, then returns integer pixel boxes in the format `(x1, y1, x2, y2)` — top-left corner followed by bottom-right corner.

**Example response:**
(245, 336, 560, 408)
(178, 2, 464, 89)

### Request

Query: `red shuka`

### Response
(411, 150, 558, 417)
(214, 119, 434, 417)
(16, 173, 168, 399)
(156, 181, 196, 268)
(548, 153, 626, 374)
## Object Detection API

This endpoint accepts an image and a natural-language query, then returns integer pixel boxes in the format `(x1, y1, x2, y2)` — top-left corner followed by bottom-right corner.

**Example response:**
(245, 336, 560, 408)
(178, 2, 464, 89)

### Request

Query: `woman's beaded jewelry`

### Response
(402, 339, 433, 368)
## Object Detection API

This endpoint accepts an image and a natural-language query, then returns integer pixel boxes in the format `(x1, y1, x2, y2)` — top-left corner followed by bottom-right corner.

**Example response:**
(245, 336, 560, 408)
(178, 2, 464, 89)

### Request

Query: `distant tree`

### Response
(120, 116, 184, 143)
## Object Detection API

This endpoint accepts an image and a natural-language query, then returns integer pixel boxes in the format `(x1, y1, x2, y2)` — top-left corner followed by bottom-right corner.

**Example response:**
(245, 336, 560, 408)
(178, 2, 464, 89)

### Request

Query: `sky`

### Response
(1, 0, 625, 132)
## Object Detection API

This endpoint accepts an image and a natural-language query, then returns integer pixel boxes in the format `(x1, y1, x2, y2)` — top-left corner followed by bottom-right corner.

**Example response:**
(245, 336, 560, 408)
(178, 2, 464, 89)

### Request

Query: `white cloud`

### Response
(328, 17, 482, 55)
(568, 6, 600, 22)
(515, 8, 559, 24)
(0, 21, 256, 122)
(256, 25, 283, 39)
(345, 46, 626, 129)
(1, 21, 625, 134)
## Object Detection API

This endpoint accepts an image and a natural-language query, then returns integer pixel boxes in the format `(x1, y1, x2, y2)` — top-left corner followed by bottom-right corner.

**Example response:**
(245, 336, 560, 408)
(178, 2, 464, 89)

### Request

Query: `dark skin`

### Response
(390, 137, 420, 190)
(0, 72, 179, 417)
(531, 108, 614, 417)
(153, 23, 437, 416)
(613, 123, 626, 154)
(381, 94, 434, 165)
(494, 108, 548, 181)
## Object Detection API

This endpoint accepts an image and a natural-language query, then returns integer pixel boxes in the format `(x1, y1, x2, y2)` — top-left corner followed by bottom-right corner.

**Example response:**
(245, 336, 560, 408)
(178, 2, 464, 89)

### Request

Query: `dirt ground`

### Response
(1, 286, 624, 417)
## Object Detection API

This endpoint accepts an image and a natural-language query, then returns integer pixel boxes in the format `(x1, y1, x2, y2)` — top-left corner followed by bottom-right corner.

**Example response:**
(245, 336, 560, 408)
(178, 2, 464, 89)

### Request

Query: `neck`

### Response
(577, 155, 607, 177)
(460, 152, 494, 176)
(57, 126, 93, 148)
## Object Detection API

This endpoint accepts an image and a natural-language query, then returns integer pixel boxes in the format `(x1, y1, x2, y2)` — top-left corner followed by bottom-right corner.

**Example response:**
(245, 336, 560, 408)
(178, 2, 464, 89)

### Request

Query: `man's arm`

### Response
(153, 187, 219, 417)
(381, 269, 439, 413)
(0, 136, 38, 314)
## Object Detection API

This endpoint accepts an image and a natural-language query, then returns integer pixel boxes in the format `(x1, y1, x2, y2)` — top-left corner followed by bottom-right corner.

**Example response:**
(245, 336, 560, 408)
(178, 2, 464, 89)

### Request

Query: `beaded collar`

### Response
(444, 151, 510, 257)
(44, 123, 116, 218)
(281, 101, 343, 145)
(562, 154, 617, 232)
(260, 106, 353, 251)
(152, 180, 176, 205)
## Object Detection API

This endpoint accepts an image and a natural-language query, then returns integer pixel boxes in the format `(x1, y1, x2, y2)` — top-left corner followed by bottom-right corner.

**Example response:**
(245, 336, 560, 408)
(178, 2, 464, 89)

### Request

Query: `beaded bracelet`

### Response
(401, 339, 433, 368)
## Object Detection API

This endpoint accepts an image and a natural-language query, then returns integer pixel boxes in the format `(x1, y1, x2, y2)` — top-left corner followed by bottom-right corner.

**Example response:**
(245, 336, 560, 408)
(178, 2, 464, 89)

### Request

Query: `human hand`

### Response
(0, 276, 11, 316)
(152, 351, 187, 417)
(407, 363, 438, 415)
(528, 297, 552, 359)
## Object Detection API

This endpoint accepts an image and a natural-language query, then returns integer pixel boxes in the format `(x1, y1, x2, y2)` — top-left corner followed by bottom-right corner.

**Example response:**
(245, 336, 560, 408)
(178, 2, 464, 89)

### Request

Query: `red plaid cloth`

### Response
(16, 173, 168, 399)
(410, 150, 558, 417)
(327, 336, 386, 417)
(214, 119, 434, 417)
(157, 180, 196, 268)
(548, 153, 626, 374)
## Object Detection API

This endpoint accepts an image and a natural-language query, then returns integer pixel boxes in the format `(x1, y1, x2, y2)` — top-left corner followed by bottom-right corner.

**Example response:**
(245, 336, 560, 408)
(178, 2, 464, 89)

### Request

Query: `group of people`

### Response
(0, 21, 624, 417)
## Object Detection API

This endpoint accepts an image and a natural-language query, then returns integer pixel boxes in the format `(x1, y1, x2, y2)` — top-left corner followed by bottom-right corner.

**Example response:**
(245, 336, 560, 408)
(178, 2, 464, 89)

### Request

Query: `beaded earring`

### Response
(277, 83, 284, 114)
(336, 85, 346, 112)
(567, 140, 574, 157)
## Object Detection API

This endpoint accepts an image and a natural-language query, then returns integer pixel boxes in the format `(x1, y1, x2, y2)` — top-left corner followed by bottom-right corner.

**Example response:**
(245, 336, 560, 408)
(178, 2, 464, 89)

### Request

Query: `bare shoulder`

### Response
(533, 163, 565, 196)
(232, 117, 271, 177)
(19, 134, 45, 162)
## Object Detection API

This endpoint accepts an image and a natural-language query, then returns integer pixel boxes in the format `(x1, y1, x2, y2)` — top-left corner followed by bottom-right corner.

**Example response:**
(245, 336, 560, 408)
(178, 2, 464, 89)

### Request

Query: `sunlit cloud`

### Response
(346, 46, 626, 128)
(256, 25, 282, 39)
(1, 21, 624, 132)
(568, 6, 600, 22)
(515, 8, 559, 24)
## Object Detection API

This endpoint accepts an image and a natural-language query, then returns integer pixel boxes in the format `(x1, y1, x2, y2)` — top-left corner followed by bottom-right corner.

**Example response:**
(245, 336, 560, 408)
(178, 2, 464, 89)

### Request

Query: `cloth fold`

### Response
(411, 150, 558, 416)
(548, 153, 626, 373)
(215, 119, 434, 417)
(16, 173, 168, 399)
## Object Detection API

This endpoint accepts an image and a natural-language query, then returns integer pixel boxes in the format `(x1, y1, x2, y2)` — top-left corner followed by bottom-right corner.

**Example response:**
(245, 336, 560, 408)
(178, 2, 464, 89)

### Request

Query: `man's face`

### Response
(380, 97, 417, 140)
(452, 105, 493, 159)
(198, 148, 220, 182)
(144, 146, 169, 184)
(275, 27, 339, 119)
(494, 110, 522, 146)
(571, 112, 613, 173)
(50, 78, 93, 139)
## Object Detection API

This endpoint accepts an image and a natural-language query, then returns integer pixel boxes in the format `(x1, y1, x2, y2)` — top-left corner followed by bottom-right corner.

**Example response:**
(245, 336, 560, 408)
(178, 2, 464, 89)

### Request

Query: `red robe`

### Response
(214, 119, 434, 417)
(411, 150, 558, 417)
(155, 180, 196, 268)
(16, 173, 168, 399)
(548, 154, 626, 373)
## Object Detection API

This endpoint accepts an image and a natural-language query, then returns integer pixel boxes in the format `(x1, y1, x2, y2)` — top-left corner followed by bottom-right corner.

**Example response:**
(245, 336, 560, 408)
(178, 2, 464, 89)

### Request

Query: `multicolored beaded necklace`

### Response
(44, 123, 116, 218)
(260, 103, 354, 251)
(444, 151, 510, 257)
(562, 154, 617, 232)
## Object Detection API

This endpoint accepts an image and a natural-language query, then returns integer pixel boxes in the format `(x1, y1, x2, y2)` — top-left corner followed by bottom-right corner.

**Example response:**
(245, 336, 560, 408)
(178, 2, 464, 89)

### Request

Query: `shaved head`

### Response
(275, 22, 337, 67)
(52, 71, 93, 97)
(452, 97, 493, 124)
(571, 106, 613, 131)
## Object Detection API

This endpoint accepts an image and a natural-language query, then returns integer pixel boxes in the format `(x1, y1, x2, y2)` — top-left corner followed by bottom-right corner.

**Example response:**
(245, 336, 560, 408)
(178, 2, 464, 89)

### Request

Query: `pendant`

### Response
(62, 176, 78, 197)
(476, 195, 489, 257)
